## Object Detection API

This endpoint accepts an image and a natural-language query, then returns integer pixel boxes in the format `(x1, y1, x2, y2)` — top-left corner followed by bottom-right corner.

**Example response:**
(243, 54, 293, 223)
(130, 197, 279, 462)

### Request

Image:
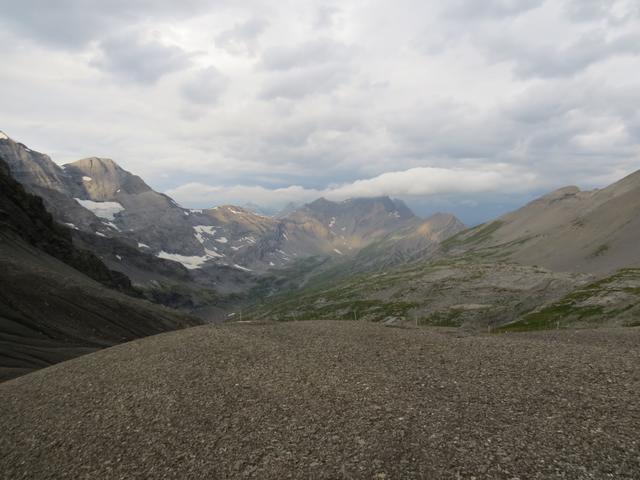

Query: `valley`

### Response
(3, 3, 640, 477)
(0, 130, 639, 479)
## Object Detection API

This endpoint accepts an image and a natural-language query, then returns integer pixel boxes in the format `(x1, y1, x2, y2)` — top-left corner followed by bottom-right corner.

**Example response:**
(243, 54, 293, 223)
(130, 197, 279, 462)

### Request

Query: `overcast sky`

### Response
(1, 0, 639, 224)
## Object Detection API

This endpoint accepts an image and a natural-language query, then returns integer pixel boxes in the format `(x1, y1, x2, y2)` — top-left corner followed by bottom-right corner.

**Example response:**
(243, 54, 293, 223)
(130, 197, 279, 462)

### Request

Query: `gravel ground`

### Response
(1, 321, 639, 479)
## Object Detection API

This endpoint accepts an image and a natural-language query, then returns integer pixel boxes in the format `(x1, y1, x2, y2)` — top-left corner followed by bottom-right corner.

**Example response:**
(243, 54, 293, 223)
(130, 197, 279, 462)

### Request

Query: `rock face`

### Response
(0, 156, 201, 381)
(0, 131, 465, 279)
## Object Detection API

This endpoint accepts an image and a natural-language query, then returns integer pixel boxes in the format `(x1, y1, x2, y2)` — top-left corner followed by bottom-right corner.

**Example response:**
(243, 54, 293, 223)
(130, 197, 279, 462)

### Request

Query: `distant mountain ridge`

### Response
(443, 170, 640, 275)
(0, 130, 465, 280)
(248, 168, 640, 330)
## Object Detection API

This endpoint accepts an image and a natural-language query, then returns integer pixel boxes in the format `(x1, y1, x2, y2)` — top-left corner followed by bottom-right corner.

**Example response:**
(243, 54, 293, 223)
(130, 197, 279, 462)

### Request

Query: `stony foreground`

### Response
(1, 321, 639, 479)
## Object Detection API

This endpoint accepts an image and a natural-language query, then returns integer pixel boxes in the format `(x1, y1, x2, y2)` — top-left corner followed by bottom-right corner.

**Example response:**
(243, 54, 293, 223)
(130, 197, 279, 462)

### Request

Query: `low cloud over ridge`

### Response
(167, 164, 541, 209)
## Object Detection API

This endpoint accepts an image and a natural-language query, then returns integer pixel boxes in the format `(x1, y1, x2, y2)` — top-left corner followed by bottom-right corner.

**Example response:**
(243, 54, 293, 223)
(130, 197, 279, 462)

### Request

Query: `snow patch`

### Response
(75, 198, 124, 220)
(82, 176, 92, 182)
(96, 232, 106, 237)
(215, 237, 228, 244)
(0, 131, 9, 140)
(269, 261, 275, 266)
(205, 248, 224, 258)
(63, 222, 79, 230)
(116, 255, 122, 261)
(228, 208, 242, 214)
(157, 251, 209, 269)
(190, 209, 203, 214)
(233, 264, 252, 272)
(138, 242, 150, 249)
(333, 248, 343, 255)
(329, 217, 336, 228)
(239, 235, 257, 244)
(103, 221, 120, 231)
(193, 225, 217, 243)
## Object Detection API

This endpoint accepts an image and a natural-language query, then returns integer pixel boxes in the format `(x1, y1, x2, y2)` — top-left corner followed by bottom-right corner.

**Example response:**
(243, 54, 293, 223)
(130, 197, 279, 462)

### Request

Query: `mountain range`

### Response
(0, 130, 464, 308)
(1, 129, 639, 381)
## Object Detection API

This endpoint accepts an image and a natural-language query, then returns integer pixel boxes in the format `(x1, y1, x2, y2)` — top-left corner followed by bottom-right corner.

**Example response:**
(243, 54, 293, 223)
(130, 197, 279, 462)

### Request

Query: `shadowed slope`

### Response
(0, 158, 201, 381)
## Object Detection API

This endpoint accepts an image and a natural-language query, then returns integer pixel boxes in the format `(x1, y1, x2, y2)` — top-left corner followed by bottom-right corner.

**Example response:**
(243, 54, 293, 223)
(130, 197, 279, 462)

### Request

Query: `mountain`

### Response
(280, 197, 416, 256)
(0, 156, 201, 381)
(443, 170, 640, 275)
(242, 201, 277, 217)
(249, 170, 640, 330)
(0, 131, 465, 284)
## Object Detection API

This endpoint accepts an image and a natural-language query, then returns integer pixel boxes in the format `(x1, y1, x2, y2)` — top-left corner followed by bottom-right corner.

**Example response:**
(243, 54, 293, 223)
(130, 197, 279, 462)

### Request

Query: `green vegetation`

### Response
(441, 220, 504, 250)
(498, 305, 605, 332)
(498, 268, 640, 332)
(419, 309, 465, 327)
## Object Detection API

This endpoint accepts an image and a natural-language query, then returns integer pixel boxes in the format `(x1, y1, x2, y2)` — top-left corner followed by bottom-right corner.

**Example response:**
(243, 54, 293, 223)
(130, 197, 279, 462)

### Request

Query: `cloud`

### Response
(181, 67, 228, 104)
(484, 30, 640, 78)
(313, 6, 341, 29)
(259, 65, 352, 99)
(445, 0, 545, 18)
(91, 30, 193, 83)
(257, 39, 355, 99)
(215, 18, 269, 56)
(166, 164, 541, 208)
(0, 0, 214, 49)
(2, 0, 640, 224)
(562, 0, 640, 24)
(261, 39, 350, 70)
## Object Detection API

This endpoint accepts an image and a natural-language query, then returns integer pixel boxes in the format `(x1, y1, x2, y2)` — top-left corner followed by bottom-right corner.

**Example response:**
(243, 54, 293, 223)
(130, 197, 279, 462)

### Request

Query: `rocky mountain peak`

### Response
(540, 185, 581, 201)
(0, 132, 69, 193)
(303, 195, 415, 220)
(64, 157, 151, 200)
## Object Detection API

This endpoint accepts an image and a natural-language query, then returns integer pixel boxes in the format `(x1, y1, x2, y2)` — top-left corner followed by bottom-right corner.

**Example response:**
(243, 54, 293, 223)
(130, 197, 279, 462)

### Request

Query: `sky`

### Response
(1, 0, 639, 225)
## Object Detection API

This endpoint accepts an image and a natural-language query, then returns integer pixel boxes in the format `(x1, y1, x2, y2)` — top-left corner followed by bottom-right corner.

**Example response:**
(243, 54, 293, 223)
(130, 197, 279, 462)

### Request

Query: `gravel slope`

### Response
(1, 321, 639, 479)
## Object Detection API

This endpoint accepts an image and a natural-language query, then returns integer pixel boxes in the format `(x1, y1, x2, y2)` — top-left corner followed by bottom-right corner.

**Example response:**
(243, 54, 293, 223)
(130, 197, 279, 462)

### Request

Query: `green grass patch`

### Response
(419, 309, 465, 327)
(498, 304, 605, 332)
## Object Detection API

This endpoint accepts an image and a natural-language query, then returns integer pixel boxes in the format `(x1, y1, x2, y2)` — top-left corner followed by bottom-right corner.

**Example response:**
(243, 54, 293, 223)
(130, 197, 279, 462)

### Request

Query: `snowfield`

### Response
(75, 198, 124, 220)
(193, 225, 217, 243)
(157, 251, 210, 270)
